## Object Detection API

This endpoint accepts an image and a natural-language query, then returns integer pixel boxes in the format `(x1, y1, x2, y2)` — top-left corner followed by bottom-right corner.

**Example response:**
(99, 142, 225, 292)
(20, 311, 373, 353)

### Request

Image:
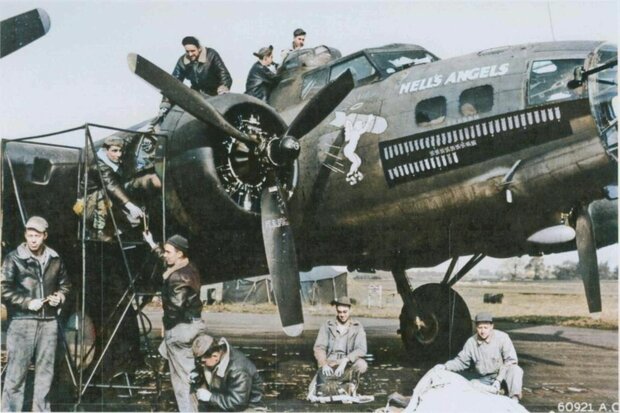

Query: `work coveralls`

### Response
(445, 329, 523, 398)
(313, 319, 368, 393)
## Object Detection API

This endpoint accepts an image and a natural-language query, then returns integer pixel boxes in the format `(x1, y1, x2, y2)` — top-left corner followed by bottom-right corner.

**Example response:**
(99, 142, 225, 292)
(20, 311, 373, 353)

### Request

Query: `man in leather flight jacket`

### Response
(190, 334, 264, 412)
(159, 35, 233, 117)
(144, 231, 206, 412)
(84, 136, 145, 240)
(245, 45, 280, 102)
(1, 216, 71, 412)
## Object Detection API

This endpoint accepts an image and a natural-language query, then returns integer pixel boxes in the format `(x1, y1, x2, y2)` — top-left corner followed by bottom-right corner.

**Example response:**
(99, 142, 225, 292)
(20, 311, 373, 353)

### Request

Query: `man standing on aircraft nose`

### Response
(144, 231, 206, 412)
(281, 28, 306, 61)
(1, 216, 71, 412)
(245, 45, 280, 102)
(159, 35, 232, 116)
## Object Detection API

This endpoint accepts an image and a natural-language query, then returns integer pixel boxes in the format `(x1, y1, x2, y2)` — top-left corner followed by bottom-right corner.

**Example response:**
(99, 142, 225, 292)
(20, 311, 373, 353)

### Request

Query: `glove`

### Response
(48, 292, 64, 307)
(189, 370, 200, 385)
(143, 231, 157, 249)
(196, 387, 212, 402)
(28, 298, 44, 311)
(321, 364, 334, 376)
(334, 358, 348, 377)
(217, 85, 229, 95)
(491, 380, 501, 392)
(125, 202, 144, 220)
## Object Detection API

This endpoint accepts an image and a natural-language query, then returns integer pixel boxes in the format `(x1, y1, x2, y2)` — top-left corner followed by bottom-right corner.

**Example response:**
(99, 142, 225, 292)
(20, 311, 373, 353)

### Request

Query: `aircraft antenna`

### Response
(547, 1, 557, 41)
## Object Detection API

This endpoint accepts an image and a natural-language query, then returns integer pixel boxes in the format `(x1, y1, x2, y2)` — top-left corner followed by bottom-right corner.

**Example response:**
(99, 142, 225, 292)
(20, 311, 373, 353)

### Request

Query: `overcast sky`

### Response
(0, 0, 617, 270)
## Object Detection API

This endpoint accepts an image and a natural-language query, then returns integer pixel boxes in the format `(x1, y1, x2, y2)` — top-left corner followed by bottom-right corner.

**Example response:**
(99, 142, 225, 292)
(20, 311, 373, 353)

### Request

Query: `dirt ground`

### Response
(40, 309, 618, 413)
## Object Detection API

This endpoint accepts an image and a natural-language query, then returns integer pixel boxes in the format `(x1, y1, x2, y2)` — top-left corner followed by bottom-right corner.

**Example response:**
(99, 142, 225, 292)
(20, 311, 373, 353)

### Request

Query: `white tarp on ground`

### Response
(403, 369, 529, 413)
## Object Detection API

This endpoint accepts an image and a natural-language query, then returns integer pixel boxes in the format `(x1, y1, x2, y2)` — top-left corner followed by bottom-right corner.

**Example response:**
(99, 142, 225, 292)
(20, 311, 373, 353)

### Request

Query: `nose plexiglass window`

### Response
(528, 59, 585, 105)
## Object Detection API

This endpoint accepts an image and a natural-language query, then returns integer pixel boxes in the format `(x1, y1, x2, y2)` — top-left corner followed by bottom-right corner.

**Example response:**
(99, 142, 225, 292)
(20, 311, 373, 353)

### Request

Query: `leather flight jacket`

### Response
(158, 256, 203, 330)
(244, 61, 280, 101)
(87, 150, 130, 205)
(195, 345, 263, 411)
(1, 244, 71, 320)
(172, 47, 232, 96)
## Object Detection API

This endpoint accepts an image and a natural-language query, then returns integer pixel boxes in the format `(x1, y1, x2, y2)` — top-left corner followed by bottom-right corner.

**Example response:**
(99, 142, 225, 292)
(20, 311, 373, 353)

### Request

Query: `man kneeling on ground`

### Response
(435, 311, 523, 402)
(190, 333, 264, 411)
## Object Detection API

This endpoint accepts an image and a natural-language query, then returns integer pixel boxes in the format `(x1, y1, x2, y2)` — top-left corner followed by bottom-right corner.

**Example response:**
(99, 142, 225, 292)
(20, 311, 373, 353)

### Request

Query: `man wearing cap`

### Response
(85, 136, 145, 240)
(436, 312, 523, 401)
(245, 45, 280, 102)
(312, 296, 368, 396)
(281, 28, 306, 60)
(143, 231, 206, 412)
(1, 216, 71, 412)
(189, 333, 263, 411)
(160, 35, 232, 116)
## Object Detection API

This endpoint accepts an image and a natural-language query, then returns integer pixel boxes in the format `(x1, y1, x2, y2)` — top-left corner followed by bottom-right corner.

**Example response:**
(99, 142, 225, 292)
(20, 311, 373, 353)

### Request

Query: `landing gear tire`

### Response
(399, 283, 471, 363)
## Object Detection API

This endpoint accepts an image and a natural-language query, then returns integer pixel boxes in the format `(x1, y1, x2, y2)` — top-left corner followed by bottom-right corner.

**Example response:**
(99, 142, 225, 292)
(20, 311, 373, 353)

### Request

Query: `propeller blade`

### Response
(1, 8, 50, 58)
(285, 69, 354, 139)
(575, 204, 602, 313)
(260, 183, 304, 336)
(127, 53, 258, 146)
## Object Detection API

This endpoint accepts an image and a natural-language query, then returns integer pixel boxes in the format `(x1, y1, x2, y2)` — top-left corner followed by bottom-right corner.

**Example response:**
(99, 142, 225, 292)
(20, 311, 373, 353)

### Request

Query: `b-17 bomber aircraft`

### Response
(2, 39, 617, 364)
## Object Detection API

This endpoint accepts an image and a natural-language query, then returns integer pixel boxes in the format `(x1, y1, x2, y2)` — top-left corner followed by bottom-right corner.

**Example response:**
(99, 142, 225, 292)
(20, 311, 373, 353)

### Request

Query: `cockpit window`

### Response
(280, 45, 342, 73)
(281, 49, 315, 71)
(369, 50, 436, 74)
(528, 59, 585, 105)
(301, 68, 329, 99)
(330, 55, 377, 84)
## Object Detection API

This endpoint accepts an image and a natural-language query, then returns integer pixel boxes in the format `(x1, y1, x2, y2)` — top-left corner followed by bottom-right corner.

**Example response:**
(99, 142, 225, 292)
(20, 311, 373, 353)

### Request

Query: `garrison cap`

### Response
(331, 296, 352, 307)
(475, 312, 493, 323)
(253, 45, 273, 59)
(192, 333, 215, 358)
(25, 216, 48, 233)
(103, 136, 125, 149)
(165, 234, 189, 254)
(293, 28, 306, 37)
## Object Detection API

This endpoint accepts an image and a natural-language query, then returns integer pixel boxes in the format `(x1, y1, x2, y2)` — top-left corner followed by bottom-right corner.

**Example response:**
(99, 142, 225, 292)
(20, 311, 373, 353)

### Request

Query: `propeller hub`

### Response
(267, 136, 300, 166)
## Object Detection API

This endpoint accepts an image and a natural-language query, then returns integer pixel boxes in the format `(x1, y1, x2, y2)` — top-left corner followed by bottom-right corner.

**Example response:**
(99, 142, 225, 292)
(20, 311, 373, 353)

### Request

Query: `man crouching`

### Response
(312, 296, 368, 397)
(191, 334, 264, 411)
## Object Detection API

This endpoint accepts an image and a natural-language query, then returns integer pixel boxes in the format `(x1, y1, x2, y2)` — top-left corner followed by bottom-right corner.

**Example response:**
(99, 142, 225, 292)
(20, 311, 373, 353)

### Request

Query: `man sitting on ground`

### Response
(436, 312, 523, 402)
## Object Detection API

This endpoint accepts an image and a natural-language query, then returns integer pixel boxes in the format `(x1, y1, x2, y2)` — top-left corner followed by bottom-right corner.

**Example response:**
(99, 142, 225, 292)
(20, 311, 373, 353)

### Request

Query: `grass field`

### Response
(207, 275, 619, 329)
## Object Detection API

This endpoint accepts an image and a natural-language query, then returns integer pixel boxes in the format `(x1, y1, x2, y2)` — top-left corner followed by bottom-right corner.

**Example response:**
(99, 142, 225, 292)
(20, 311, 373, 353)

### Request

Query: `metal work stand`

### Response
(1, 122, 169, 408)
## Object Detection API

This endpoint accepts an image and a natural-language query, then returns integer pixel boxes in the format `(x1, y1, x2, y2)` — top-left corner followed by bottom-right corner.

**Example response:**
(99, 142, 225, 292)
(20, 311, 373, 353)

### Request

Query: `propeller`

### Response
(575, 203, 602, 313)
(261, 179, 303, 336)
(0, 8, 50, 59)
(127, 54, 258, 146)
(128, 53, 354, 335)
(284, 70, 354, 139)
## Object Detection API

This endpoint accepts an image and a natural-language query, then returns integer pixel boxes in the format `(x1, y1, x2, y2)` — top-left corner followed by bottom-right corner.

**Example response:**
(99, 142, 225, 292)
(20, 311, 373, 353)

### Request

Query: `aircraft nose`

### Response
(586, 42, 618, 161)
